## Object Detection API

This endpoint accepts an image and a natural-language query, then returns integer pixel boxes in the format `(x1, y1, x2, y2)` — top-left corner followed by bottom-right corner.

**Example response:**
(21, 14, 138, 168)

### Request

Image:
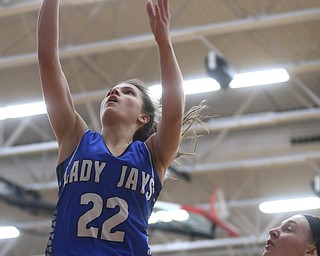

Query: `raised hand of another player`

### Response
(146, 0, 171, 46)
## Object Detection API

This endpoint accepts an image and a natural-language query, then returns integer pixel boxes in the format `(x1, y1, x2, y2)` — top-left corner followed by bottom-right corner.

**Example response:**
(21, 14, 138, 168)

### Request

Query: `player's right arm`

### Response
(37, 0, 87, 163)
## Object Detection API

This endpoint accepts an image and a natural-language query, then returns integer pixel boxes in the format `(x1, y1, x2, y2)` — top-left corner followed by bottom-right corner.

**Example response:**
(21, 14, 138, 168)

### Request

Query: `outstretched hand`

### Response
(146, 0, 171, 46)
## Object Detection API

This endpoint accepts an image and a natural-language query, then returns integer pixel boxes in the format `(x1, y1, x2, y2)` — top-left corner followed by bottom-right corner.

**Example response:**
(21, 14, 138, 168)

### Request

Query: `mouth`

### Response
(265, 239, 274, 249)
(107, 95, 118, 104)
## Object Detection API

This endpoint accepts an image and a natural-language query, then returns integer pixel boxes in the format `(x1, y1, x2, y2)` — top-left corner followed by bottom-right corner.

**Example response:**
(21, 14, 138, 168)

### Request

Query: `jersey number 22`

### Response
(77, 193, 129, 242)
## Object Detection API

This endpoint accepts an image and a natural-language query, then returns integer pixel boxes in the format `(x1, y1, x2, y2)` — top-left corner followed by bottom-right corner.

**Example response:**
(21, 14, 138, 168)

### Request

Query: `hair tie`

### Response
(303, 214, 320, 244)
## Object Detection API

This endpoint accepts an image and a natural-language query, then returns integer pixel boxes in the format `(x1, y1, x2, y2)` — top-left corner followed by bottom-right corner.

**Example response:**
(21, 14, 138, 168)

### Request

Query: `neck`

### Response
(101, 126, 135, 157)
(101, 124, 135, 147)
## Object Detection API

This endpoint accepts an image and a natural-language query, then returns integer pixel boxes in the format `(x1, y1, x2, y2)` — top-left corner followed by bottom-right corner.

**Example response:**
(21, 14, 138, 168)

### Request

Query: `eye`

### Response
(282, 225, 293, 232)
(124, 89, 135, 95)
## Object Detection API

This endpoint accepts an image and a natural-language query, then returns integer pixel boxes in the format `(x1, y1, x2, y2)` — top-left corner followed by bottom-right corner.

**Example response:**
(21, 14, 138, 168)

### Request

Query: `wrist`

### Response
(157, 39, 173, 50)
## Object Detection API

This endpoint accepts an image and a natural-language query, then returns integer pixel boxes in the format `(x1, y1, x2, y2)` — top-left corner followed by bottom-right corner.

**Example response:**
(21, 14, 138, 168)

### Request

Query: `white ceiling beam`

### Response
(3, 119, 31, 147)
(196, 193, 315, 212)
(0, 0, 109, 18)
(293, 77, 320, 106)
(194, 107, 320, 133)
(182, 150, 320, 173)
(0, 140, 58, 157)
(0, 8, 320, 69)
(0, 0, 42, 17)
(171, 8, 320, 42)
(1, 107, 319, 158)
(150, 235, 267, 254)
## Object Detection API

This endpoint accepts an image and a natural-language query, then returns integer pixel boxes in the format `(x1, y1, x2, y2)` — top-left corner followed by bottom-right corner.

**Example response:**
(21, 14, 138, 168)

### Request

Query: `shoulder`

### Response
(57, 129, 93, 164)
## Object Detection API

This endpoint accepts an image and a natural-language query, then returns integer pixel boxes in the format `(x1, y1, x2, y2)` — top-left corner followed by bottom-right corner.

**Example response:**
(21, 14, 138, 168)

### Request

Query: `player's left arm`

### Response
(146, 0, 185, 181)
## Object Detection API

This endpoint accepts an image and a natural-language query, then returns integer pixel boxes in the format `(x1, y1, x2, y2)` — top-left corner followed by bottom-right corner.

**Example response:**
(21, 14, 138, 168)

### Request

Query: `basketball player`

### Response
(37, 0, 184, 255)
(263, 214, 320, 256)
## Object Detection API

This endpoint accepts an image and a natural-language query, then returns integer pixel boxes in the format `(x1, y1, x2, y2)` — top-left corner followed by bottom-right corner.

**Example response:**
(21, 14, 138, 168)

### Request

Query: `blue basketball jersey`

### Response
(45, 129, 162, 256)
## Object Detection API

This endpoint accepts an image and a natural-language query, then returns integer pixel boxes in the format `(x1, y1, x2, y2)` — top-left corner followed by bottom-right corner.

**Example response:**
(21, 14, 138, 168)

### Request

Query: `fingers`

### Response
(147, 0, 169, 22)
(154, 3, 161, 22)
(163, 0, 169, 19)
(158, 0, 169, 21)
(146, 0, 155, 18)
(146, 0, 171, 45)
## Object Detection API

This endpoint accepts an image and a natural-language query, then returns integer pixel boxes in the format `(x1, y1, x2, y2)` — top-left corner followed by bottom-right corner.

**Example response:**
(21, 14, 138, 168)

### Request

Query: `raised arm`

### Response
(146, 0, 185, 180)
(37, 0, 87, 162)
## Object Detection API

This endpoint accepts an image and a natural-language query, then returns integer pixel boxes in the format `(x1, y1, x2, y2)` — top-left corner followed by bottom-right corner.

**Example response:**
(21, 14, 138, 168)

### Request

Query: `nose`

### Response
(269, 227, 279, 239)
(109, 87, 120, 96)
(106, 87, 120, 98)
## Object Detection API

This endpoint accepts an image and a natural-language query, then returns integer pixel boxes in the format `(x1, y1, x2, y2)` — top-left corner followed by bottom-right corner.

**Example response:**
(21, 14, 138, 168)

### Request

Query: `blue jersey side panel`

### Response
(45, 130, 162, 256)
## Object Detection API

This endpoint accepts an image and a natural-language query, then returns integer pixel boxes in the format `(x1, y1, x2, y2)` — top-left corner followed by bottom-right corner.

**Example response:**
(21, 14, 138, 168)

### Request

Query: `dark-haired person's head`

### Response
(100, 79, 158, 142)
(263, 214, 320, 256)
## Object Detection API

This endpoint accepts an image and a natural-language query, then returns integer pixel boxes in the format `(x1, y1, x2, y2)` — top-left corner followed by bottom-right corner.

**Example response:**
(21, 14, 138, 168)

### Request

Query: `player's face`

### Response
(100, 83, 145, 124)
(262, 214, 313, 256)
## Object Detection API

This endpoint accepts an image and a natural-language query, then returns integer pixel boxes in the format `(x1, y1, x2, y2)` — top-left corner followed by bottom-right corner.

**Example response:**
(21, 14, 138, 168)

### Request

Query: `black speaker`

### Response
(206, 51, 235, 89)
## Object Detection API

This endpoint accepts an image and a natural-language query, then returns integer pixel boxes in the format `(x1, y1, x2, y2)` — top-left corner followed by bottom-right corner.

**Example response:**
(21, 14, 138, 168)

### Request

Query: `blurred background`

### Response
(0, 0, 320, 255)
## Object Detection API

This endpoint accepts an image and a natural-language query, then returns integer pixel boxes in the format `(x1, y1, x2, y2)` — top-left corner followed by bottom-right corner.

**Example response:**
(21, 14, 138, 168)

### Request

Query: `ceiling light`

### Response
(156, 210, 174, 223)
(0, 226, 20, 239)
(0, 101, 46, 121)
(229, 68, 289, 88)
(170, 209, 190, 221)
(259, 196, 320, 214)
(148, 209, 190, 224)
(148, 212, 159, 224)
(148, 78, 220, 99)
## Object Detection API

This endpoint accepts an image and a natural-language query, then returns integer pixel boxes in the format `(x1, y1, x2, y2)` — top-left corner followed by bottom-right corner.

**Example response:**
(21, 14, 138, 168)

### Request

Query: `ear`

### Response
(138, 113, 150, 125)
(305, 246, 317, 256)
